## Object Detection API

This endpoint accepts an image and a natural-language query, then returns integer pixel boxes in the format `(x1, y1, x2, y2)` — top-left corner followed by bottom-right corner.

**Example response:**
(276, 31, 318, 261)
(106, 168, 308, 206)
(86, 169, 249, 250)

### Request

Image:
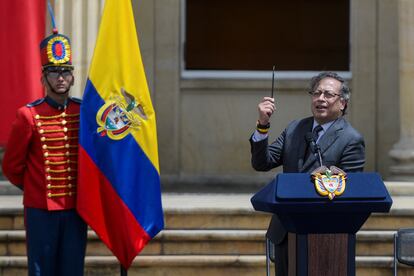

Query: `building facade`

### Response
(4, 0, 414, 188)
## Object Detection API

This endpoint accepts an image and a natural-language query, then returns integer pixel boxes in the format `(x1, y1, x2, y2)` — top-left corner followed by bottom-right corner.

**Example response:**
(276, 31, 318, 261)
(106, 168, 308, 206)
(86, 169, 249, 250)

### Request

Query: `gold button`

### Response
(35, 115, 40, 119)
(39, 129, 44, 134)
(41, 137, 46, 142)
(48, 192, 52, 198)
(47, 175, 51, 180)
(68, 176, 72, 180)
(68, 192, 73, 196)
(44, 152, 49, 157)
(46, 167, 50, 172)
(42, 145, 47, 150)
(65, 151, 70, 156)
(61, 112, 66, 118)
(67, 160, 71, 164)
(37, 122, 42, 127)
(47, 184, 52, 189)
(45, 160, 50, 165)
(63, 127, 68, 132)
(62, 120, 67, 125)
(68, 167, 71, 172)
(64, 136, 68, 141)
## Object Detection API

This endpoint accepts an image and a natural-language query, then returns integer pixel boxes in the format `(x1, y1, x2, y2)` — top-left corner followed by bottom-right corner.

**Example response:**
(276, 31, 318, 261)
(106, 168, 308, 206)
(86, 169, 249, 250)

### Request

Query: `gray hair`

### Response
(309, 72, 350, 115)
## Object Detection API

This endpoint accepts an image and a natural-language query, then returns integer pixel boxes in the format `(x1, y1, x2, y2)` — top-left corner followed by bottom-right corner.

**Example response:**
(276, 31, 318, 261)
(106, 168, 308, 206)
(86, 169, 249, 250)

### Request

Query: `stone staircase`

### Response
(0, 182, 414, 275)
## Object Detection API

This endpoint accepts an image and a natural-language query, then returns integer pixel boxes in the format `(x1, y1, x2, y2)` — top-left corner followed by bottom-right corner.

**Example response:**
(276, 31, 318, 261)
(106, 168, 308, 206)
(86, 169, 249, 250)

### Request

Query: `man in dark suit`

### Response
(250, 72, 365, 275)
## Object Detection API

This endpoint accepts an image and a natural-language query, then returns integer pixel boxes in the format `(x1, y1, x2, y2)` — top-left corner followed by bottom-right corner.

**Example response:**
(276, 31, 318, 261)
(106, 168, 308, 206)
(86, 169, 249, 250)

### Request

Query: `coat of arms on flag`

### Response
(96, 88, 148, 140)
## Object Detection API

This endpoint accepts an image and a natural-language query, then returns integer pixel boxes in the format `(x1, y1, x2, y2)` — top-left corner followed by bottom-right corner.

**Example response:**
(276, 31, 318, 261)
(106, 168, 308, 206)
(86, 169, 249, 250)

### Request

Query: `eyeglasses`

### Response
(46, 70, 73, 79)
(308, 90, 341, 99)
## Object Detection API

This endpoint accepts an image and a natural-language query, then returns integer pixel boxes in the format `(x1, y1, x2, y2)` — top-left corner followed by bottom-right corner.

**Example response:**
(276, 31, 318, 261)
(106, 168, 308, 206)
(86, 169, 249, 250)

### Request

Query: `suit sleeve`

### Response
(338, 135, 365, 173)
(250, 128, 286, 171)
(2, 107, 33, 187)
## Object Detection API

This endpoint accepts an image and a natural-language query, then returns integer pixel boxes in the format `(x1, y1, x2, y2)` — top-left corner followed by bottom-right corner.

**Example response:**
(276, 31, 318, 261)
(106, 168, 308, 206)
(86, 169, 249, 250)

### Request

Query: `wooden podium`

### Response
(251, 173, 393, 276)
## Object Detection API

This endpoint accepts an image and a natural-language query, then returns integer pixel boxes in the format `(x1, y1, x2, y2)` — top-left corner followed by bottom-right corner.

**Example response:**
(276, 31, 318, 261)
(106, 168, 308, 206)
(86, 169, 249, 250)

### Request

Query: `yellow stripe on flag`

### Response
(88, 0, 159, 172)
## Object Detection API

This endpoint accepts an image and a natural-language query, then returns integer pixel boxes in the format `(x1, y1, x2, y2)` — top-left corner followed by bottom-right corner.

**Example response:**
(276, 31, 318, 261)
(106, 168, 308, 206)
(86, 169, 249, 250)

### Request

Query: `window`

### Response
(185, 0, 350, 71)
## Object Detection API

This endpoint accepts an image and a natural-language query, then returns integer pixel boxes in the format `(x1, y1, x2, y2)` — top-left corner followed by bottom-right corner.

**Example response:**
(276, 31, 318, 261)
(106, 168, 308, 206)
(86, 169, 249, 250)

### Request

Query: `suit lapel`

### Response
(296, 118, 313, 171)
(300, 148, 317, 172)
(318, 118, 344, 154)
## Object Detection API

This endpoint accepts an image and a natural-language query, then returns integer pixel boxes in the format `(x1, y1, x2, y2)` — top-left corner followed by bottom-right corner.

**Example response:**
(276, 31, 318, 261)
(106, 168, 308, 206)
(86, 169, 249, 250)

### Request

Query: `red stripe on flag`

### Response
(77, 147, 151, 268)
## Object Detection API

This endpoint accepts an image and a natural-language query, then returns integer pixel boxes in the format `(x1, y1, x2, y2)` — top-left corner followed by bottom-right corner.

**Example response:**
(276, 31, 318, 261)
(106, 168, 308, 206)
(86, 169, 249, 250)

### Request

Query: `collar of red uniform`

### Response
(45, 96, 69, 111)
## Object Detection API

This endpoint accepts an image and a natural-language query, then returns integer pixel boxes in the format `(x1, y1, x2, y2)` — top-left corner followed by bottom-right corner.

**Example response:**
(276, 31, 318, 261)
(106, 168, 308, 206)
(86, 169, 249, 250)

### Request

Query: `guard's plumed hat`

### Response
(40, 31, 73, 70)
(40, 3, 73, 70)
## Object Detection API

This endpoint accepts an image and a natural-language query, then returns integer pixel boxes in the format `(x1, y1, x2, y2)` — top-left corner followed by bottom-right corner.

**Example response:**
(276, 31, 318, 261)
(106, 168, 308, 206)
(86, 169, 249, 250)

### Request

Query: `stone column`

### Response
(54, 0, 104, 98)
(389, 0, 414, 180)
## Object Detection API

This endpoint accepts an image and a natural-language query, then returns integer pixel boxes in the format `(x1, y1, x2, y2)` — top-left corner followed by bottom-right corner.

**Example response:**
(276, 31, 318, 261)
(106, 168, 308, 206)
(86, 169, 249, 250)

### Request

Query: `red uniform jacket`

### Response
(2, 97, 81, 210)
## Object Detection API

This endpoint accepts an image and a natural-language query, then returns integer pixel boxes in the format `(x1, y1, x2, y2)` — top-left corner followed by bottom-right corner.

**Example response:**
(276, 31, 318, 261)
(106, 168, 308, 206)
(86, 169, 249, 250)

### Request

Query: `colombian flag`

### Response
(77, 0, 164, 269)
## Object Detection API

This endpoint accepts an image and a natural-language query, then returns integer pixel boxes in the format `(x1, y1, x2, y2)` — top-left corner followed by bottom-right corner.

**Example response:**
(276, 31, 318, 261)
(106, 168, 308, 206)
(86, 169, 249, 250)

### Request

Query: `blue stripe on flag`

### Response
(80, 79, 164, 237)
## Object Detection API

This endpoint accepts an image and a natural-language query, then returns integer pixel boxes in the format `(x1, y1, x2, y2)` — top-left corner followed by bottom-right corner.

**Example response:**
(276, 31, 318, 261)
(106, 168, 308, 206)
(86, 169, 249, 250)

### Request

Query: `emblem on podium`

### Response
(311, 166, 347, 200)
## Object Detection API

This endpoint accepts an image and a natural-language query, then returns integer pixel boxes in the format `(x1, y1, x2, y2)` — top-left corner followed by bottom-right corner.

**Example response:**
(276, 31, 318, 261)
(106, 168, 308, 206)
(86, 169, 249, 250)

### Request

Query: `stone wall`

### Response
(0, 0, 404, 188)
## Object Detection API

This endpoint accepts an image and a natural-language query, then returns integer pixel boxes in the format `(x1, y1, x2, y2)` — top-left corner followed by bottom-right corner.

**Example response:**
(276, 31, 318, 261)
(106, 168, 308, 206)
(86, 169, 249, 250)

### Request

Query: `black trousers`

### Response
(25, 207, 87, 276)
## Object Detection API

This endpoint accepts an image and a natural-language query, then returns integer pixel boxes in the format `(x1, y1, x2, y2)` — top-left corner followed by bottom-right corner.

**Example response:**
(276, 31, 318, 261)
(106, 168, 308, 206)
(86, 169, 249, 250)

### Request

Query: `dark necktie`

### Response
(312, 125, 323, 143)
(305, 125, 323, 161)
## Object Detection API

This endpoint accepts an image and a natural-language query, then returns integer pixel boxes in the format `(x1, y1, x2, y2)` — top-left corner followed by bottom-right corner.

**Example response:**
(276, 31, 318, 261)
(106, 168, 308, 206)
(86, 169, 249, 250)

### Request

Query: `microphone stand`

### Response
(305, 133, 323, 166)
(315, 144, 323, 166)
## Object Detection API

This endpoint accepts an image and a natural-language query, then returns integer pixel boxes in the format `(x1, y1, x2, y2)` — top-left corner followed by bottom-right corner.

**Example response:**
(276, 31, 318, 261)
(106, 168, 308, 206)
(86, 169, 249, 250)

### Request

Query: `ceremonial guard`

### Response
(2, 22, 87, 276)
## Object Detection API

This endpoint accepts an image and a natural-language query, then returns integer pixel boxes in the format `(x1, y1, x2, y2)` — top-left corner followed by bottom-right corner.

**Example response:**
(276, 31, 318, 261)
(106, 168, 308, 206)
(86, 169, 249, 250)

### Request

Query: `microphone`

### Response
(305, 133, 323, 166)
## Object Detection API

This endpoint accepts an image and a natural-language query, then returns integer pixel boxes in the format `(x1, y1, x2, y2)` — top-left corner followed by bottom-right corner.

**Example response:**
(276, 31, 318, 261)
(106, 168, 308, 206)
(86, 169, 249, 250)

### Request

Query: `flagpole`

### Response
(121, 265, 127, 276)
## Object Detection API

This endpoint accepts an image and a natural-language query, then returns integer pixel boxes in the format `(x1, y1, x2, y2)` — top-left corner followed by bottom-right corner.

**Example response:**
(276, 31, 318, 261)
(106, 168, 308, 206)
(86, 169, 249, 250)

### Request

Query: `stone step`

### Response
(0, 229, 398, 257)
(1, 180, 414, 195)
(0, 193, 412, 275)
(1, 195, 413, 231)
(385, 181, 414, 196)
(0, 182, 21, 196)
(4, 210, 414, 231)
(0, 255, 412, 276)
(0, 229, 265, 257)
